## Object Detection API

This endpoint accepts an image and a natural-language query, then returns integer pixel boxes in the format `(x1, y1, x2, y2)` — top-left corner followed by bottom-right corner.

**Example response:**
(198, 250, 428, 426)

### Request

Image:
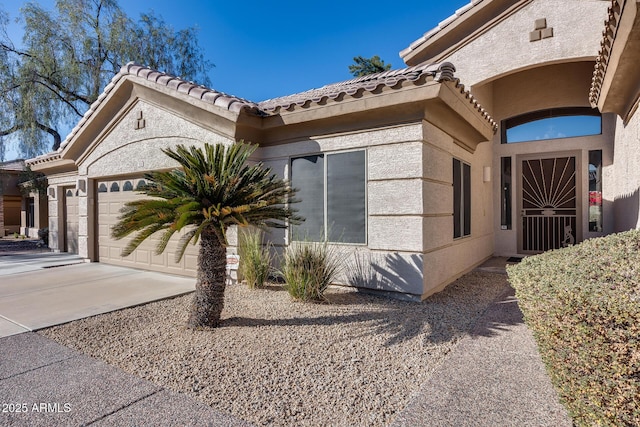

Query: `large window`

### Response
(453, 158, 471, 238)
(502, 107, 601, 143)
(291, 151, 366, 243)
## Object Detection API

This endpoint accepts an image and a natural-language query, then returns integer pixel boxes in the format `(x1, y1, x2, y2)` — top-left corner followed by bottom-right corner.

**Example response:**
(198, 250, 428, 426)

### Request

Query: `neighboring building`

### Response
(0, 160, 24, 236)
(0, 159, 48, 239)
(27, 0, 640, 300)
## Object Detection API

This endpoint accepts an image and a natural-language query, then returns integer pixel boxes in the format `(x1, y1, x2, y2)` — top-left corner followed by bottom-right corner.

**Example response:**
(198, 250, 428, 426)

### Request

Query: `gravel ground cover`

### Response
(0, 237, 41, 253)
(41, 271, 508, 426)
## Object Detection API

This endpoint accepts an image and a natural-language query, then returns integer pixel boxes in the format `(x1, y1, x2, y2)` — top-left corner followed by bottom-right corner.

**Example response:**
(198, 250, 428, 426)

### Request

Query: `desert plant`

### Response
(280, 240, 342, 301)
(111, 142, 299, 328)
(238, 228, 273, 289)
(507, 230, 640, 426)
(37, 227, 49, 246)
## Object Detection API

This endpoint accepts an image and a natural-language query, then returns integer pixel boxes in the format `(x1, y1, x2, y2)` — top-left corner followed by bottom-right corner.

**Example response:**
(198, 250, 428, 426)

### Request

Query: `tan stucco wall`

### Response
(422, 122, 494, 295)
(436, 0, 609, 88)
(258, 124, 429, 297)
(46, 174, 78, 252)
(257, 119, 493, 299)
(485, 62, 615, 255)
(79, 99, 233, 178)
(610, 110, 640, 231)
(45, 100, 235, 259)
(429, 1, 611, 258)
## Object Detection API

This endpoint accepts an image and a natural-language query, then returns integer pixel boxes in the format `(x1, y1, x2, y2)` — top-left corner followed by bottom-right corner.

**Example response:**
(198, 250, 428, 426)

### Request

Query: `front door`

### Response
(518, 154, 580, 254)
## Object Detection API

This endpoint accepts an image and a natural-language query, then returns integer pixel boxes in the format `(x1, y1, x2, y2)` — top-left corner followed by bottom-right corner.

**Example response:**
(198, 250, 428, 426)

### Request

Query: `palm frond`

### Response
(112, 141, 299, 261)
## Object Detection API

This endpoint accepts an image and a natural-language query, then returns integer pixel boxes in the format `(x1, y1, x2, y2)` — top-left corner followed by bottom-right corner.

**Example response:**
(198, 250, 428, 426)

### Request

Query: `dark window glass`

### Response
(123, 181, 134, 191)
(110, 182, 120, 192)
(453, 158, 471, 238)
(502, 107, 601, 143)
(98, 183, 108, 193)
(589, 150, 603, 232)
(291, 151, 367, 243)
(291, 155, 325, 240)
(501, 157, 512, 230)
(327, 151, 366, 243)
(136, 180, 147, 190)
(463, 163, 471, 236)
(66, 189, 73, 197)
(453, 159, 462, 238)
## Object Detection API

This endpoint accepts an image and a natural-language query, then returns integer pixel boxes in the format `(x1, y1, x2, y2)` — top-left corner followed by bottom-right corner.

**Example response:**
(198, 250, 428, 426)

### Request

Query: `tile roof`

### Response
(258, 62, 497, 131)
(258, 62, 455, 112)
(589, 0, 622, 108)
(28, 59, 497, 167)
(0, 159, 25, 171)
(56, 63, 261, 152)
(400, 0, 485, 60)
(27, 152, 61, 166)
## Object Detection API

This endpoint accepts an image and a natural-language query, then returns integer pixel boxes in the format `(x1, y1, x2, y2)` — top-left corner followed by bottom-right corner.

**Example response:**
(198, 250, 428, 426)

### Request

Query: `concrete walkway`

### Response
(0, 333, 252, 427)
(0, 258, 195, 338)
(0, 256, 572, 426)
(0, 251, 85, 276)
(390, 284, 571, 426)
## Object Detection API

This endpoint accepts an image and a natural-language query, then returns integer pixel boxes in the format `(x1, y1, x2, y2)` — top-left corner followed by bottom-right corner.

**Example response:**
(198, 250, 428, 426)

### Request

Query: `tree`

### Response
(111, 142, 300, 328)
(348, 55, 392, 77)
(0, 0, 213, 159)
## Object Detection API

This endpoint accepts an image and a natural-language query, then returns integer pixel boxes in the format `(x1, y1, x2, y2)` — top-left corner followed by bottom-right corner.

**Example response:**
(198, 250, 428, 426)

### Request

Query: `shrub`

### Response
(237, 228, 272, 289)
(280, 240, 342, 301)
(507, 230, 640, 426)
(38, 227, 49, 247)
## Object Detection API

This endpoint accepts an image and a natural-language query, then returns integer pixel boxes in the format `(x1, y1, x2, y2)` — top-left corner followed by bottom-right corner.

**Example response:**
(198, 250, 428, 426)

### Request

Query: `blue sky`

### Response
(1, 0, 469, 158)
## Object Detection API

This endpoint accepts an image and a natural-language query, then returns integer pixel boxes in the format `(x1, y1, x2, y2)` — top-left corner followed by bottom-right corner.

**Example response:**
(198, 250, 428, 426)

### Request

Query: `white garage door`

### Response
(97, 177, 198, 277)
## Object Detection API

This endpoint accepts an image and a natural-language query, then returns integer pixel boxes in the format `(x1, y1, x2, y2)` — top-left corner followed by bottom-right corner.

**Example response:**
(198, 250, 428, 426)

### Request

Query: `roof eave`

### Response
(400, 0, 522, 66)
(27, 154, 76, 174)
(259, 76, 496, 152)
(590, 0, 640, 122)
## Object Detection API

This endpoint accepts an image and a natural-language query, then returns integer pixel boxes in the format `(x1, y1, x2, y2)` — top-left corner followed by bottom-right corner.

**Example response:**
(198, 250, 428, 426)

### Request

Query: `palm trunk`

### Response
(187, 231, 227, 328)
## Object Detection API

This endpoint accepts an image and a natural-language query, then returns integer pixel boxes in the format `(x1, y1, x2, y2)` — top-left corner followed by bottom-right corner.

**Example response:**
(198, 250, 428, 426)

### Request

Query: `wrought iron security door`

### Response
(520, 156, 577, 253)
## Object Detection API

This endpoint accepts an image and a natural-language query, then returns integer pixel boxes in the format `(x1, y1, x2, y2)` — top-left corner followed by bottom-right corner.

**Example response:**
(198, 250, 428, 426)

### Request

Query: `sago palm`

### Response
(111, 142, 298, 328)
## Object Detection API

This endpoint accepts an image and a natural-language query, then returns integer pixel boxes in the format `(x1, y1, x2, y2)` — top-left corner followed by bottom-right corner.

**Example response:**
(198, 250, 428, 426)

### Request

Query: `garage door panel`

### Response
(97, 178, 198, 277)
(135, 250, 150, 264)
(109, 246, 122, 259)
(109, 201, 122, 215)
(185, 254, 198, 270)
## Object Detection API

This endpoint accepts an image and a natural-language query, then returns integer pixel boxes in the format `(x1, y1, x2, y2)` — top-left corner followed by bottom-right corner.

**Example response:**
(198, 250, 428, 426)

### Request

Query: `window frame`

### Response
(289, 149, 368, 245)
(453, 158, 471, 239)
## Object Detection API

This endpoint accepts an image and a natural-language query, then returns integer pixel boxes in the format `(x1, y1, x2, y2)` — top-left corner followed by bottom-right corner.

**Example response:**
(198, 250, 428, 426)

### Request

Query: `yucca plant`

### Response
(280, 240, 342, 301)
(111, 142, 299, 328)
(238, 228, 273, 289)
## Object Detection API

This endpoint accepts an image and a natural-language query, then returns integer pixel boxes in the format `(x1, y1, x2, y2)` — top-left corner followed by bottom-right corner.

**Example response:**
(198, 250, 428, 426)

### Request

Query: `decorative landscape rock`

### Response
(41, 271, 508, 426)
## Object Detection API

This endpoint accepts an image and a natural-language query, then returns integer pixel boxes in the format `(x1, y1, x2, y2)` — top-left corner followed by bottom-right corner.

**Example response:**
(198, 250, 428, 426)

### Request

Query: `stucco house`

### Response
(27, 0, 640, 300)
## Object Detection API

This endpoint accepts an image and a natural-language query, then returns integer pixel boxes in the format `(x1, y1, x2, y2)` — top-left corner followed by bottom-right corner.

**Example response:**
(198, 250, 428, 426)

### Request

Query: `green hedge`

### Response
(507, 230, 640, 426)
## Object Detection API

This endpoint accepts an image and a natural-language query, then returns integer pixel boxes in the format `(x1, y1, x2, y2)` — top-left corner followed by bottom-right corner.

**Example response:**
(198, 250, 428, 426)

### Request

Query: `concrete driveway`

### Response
(0, 254, 195, 338)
